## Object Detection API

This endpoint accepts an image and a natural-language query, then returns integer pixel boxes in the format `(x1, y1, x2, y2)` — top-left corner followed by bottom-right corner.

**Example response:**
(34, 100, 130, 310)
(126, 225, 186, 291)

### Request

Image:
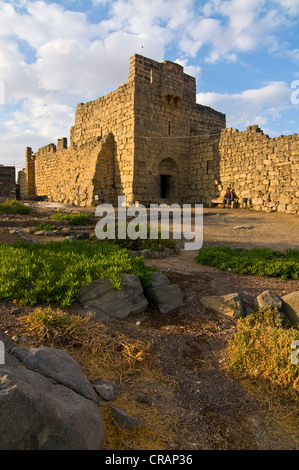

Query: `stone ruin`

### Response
(18, 54, 298, 214)
(0, 165, 16, 201)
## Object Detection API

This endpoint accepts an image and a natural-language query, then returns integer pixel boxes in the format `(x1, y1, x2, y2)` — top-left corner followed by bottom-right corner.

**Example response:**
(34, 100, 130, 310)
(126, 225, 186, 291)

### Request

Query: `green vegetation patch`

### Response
(195, 246, 299, 279)
(0, 199, 31, 215)
(35, 223, 55, 231)
(50, 211, 94, 226)
(0, 240, 157, 307)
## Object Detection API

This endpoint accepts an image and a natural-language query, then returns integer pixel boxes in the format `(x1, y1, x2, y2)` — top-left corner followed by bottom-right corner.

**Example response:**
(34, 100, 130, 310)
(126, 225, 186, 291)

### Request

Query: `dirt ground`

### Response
(0, 204, 299, 450)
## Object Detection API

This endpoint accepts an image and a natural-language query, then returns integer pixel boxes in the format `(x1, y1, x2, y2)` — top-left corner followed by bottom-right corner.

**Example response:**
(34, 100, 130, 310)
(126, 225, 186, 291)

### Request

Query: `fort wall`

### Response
(0, 165, 16, 201)
(26, 134, 115, 206)
(70, 79, 135, 203)
(189, 126, 299, 213)
(19, 54, 298, 214)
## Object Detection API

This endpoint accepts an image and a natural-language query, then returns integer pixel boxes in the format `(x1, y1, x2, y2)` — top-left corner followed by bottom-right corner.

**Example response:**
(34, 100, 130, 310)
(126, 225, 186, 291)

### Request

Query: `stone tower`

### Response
(128, 55, 225, 203)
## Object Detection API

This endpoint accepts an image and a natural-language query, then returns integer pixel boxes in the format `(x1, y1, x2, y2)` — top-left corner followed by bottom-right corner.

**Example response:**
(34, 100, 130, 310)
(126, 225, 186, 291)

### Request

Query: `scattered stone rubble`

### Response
(200, 289, 299, 324)
(0, 332, 144, 449)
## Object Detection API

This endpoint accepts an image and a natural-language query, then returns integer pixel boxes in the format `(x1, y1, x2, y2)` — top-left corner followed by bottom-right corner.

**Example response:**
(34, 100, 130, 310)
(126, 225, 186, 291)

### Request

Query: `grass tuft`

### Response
(0, 199, 31, 215)
(227, 308, 299, 390)
(34, 223, 55, 231)
(96, 223, 177, 252)
(50, 211, 94, 225)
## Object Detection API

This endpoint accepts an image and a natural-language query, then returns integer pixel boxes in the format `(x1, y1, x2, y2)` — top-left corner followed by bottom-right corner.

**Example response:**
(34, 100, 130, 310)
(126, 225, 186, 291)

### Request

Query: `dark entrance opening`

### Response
(160, 175, 173, 199)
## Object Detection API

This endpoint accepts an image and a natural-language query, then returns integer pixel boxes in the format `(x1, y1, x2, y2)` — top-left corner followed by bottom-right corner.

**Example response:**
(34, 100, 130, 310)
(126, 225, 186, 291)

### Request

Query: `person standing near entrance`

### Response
(222, 188, 234, 208)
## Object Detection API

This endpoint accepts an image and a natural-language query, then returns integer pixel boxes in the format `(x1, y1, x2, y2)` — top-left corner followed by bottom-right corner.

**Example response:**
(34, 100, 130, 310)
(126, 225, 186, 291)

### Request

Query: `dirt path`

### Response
(201, 208, 299, 251)
(141, 209, 299, 449)
(142, 249, 299, 450)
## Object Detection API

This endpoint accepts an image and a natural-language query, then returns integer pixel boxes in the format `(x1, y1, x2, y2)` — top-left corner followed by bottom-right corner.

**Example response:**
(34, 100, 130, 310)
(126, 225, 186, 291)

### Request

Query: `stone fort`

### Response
(18, 54, 299, 214)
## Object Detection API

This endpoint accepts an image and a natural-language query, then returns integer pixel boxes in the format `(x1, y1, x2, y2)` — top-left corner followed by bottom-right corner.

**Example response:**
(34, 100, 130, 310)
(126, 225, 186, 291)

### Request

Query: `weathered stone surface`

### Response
(200, 293, 244, 319)
(254, 290, 282, 311)
(281, 291, 299, 324)
(110, 405, 141, 429)
(78, 273, 148, 321)
(92, 378, 118, 402)
(11, 346, 98, 402)
(144, 272, 184, 314)
(0, 341, 105, 450)
(279, 195, 292, 205)
(189, 126, 299, 213)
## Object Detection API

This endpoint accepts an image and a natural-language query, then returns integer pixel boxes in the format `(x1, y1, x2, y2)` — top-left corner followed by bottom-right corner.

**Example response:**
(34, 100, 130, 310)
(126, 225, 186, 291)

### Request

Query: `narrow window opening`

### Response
(168, 122, 171, 136)
(150, 65, 153, 84)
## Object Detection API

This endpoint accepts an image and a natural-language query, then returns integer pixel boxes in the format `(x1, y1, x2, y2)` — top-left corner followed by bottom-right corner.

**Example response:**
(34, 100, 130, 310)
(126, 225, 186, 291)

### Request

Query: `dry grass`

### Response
(17, 307, 156, 382)
(227, 308, 299, 442)
(227, 309, 299, 390)
(15, 307, 181, 450)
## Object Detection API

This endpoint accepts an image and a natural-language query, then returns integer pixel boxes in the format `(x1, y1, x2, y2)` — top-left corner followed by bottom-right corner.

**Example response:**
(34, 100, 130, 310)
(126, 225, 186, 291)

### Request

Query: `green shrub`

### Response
(35, 223, 55, 231)
(0, 240, 157, 307)
(195, 246, 299, 279)
(0, 199, 31, 215)
(50, 211, 94, 226)
(28, 306, 72, 329)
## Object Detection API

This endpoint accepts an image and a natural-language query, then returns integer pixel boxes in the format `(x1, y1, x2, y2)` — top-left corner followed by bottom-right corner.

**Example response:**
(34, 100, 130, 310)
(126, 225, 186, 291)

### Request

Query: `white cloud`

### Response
(92, 0, 111, 5)
(273, 0, 299, 14)
(197, 81, 293, 132)
(175, 59, 201, 79)
(0, 0, 299, 169)
(179, 0, 290, 63)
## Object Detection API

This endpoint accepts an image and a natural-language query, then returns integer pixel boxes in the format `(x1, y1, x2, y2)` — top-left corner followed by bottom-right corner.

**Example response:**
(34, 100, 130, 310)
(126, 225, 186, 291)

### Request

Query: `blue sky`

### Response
(0, 0, 299, 173)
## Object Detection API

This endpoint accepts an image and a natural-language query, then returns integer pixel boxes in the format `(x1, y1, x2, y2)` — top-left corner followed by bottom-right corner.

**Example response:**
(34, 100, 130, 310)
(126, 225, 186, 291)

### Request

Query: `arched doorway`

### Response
(158, 158, 177, 199)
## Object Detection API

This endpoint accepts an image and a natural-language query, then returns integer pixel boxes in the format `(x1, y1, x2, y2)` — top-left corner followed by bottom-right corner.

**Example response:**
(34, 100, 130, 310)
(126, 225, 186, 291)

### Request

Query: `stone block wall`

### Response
(17, 169, 27, 197)
(0, 165, 16, 200)
(70, 79, 135, 203)
(189, 125, 299, 214)
(31, 134, 116, 206)
(188, 134, 221, 205)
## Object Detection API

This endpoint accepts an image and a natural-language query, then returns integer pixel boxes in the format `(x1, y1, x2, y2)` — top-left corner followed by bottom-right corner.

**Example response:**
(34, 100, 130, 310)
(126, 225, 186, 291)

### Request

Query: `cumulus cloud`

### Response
(175, 58, 201, 79)
(197, 81, 293, 133)
(0, 0, 298, 168)
(179, 0, 288, 63)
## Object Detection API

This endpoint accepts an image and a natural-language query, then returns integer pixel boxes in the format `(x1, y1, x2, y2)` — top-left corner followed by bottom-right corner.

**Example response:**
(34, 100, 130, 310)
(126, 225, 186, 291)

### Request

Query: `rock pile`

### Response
(78, 272, 184, 321)
(200, 289, 299, 324)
